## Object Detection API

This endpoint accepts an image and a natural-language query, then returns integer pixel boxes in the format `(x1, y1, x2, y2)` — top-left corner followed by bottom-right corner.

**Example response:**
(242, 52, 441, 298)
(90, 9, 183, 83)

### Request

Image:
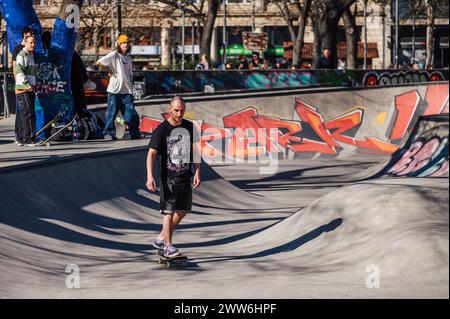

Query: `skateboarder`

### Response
(146, 96, 201, 258)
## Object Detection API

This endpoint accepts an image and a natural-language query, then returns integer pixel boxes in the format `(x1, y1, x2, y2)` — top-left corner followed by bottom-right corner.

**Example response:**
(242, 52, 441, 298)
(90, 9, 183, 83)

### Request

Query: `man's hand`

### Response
(193, 172, 201, 189)
(146, 177, 157, 192)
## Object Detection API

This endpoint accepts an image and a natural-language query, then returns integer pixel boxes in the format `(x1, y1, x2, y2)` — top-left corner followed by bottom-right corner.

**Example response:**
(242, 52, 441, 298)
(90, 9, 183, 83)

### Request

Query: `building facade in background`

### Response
(0, 0, 448, 70)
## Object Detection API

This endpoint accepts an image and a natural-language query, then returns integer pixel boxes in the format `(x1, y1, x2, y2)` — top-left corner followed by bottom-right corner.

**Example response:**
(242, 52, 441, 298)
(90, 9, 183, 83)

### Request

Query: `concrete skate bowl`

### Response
(0, 82, 448, 298)
(0, 147, 300, 298)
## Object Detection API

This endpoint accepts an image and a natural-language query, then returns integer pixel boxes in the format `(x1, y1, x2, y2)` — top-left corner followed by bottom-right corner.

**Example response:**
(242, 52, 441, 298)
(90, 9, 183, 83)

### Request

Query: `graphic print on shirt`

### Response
(166, 127, 191, 174)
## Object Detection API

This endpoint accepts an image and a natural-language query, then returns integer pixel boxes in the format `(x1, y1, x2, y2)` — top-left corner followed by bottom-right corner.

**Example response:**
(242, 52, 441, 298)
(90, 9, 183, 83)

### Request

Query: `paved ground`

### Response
(0, 132, 447, 298)
(0, 84, 448, 298)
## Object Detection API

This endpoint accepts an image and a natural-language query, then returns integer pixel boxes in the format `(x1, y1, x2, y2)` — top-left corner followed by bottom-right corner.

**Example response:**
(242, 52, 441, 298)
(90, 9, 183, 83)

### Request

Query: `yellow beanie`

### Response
(117, 34, 129, 45)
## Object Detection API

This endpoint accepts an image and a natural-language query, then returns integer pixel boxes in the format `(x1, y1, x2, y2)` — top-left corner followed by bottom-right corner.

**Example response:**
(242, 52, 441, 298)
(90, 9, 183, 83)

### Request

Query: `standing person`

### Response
(146, 96, 201, 258)
(237, 55, 249, 70)
(71, 50, 88, 115)
(261, 57, 272, 70)
(249, 53, 262, 70)
(12, 26, 34, 144)
(317, 48, 332, 69)
(14, 34, 36, 146)
(95, 34, 140, 140)
(195, 54, 209, 70)
(199, 54, 209, 70)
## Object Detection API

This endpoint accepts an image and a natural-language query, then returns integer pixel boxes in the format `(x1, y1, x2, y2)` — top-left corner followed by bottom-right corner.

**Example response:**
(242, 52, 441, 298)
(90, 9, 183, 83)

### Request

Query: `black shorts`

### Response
(160, 175, 192, 214)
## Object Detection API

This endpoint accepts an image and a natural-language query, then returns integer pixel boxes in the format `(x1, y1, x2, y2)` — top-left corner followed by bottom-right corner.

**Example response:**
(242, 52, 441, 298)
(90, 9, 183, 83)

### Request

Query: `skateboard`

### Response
(157, 249, 189, 269)
(36, 115, 77, 147)
(32, 113, 60, 142)
(115, 111, 127, 139)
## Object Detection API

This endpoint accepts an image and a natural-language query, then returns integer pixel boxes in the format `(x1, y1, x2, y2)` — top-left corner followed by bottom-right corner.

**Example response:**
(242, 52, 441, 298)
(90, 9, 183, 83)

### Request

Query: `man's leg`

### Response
(14, 95, 19, 142)
(160, 211, 187, 246)
(26, 92, 36, 142)
(121, 93, 140, 138)
(161, 213, 174, 246)
(103, 93, 118, 138)
(16, 93, 26, 144)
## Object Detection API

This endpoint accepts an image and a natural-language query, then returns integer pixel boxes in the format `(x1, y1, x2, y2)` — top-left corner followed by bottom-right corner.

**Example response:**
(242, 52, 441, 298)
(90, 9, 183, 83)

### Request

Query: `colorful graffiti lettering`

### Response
(363, 70, 446, 87)
(140, 85, 449, 160)
(388, 137, 449, 177)
(83, 69, 448, 103)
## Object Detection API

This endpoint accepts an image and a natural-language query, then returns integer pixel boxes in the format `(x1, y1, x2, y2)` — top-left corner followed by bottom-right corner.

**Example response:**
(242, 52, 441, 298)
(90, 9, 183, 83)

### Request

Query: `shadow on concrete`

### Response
(193, 218, 343, 263)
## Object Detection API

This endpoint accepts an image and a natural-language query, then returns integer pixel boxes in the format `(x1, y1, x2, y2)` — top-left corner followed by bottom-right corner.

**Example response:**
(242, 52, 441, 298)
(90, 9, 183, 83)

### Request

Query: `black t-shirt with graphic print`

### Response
(149, 119, 196, 179)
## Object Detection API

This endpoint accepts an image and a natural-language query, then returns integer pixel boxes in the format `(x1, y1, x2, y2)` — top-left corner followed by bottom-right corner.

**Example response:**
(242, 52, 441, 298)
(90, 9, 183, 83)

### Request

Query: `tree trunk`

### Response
(342, 8, 357, 69)
(292, 40, 301, 66)
(94, 27, 100, 64)
(312, 0, 356, 68)
(425, 1, 434, 68)
(196, 19, 202, 61)
(200, 0, 220, 62)
(294, 0, 311, 67)
(313, 1, 339, 68)
(313, 22, 321, 68)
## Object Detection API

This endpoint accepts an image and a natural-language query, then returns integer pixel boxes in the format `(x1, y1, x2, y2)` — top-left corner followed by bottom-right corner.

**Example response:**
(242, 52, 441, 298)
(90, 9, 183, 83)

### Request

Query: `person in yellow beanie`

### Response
(96, 34, 140, 140)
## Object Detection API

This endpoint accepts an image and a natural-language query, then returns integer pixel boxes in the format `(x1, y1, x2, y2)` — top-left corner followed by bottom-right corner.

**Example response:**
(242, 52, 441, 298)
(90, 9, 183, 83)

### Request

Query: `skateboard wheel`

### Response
(67, 126, 72, 131)
(45, 142, 51, 147)
(51, 123, 56, 128)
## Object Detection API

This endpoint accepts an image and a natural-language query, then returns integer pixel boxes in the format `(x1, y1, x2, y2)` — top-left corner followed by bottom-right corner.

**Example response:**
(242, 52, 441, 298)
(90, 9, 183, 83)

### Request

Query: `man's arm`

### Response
(96, 61, 114, 77)
(95, 53, 115, 76)
(193, 142, 201, 189)
(146, 148, 158, 192)
(193, 162, 201, 189)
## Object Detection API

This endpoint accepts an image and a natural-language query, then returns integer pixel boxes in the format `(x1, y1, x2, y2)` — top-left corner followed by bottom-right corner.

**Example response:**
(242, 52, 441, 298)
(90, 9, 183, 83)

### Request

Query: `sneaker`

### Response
(152, 237, 165, 250)
(16, 141, 24, 146)
(164, 245, 180, 258)
(23, 142, 37, 147)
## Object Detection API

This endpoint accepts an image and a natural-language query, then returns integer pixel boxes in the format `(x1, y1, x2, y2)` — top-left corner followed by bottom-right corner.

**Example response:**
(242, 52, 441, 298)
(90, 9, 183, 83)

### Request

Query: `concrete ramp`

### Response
(0, 83, 448, 298)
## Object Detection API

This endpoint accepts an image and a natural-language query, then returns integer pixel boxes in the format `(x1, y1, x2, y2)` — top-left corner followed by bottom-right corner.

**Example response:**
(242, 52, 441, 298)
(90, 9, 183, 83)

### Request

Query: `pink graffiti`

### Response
(388, 137, 449, 177)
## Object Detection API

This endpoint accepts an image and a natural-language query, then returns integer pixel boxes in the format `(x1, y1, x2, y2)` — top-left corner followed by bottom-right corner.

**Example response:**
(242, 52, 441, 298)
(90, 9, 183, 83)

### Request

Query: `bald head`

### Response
(170, 96, 186, 108)
(168, 96, 186, 125)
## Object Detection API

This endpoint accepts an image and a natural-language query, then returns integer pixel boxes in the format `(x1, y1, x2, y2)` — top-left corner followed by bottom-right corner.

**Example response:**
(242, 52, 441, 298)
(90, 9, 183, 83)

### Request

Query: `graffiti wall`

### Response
(138, 83, 449, 163)
(84, 69, 448, 103)
(385, 115, 449, 177)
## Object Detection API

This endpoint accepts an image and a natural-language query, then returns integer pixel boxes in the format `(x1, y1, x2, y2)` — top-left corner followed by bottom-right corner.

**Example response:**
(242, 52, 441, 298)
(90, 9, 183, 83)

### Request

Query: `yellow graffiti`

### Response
(375, 112, 387, 125)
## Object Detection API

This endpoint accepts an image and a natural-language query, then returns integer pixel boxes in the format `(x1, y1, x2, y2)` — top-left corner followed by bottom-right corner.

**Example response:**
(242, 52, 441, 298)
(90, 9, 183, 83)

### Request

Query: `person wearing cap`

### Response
(96, 34, 140, 140)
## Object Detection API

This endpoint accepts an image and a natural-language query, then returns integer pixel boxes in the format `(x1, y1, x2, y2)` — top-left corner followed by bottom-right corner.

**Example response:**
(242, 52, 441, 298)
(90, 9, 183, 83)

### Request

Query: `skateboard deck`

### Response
(115, 111, 126, 140)
(32, 113, 60, 142)
(36, 115, 77, 147)
(157, 249, 188, 269)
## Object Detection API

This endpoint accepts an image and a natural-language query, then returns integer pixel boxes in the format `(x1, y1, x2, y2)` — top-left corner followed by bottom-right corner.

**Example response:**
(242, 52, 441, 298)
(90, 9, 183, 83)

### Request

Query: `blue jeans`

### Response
(104, 93, 140, 137)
